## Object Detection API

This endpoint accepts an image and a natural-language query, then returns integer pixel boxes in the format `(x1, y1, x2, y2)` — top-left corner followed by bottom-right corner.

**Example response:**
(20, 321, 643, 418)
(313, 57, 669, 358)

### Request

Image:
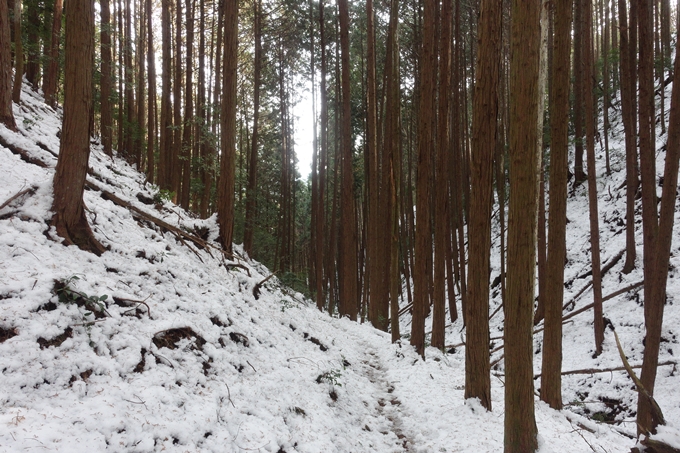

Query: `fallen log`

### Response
(532, 360, 676, 379)
(86, 179, 234, 261)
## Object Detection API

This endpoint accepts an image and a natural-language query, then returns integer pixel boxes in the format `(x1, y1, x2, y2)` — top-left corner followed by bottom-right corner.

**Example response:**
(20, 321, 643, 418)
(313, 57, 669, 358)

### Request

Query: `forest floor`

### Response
(1, 85, 680, 452)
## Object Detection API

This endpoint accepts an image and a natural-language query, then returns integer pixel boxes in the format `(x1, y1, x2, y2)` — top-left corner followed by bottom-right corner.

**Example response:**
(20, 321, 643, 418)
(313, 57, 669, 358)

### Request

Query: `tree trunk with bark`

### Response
(583, 0, 604, 356)
(411, 0, 436, 357)
(431, 0, 452, 350)
(159, 0, 173, 190)
(541, 0, 572, 410)
(0, 0, 16, 130)
(314, 0, 327, 312)
(145, 0, 156, 183)
(179, 0, 194, 210)
(243, 0, 262, 257)
(11, 0, 23, 103)
(44, 0, 63, 109)
(505, 0, 540, 450)
(338, 0, 358, 321)
(573, 0, 586, 184)
(620, 0, 638, 274)
(466, 0, 502, 410)
(217, 0, 238, 254)
(51, 0, 105, 256)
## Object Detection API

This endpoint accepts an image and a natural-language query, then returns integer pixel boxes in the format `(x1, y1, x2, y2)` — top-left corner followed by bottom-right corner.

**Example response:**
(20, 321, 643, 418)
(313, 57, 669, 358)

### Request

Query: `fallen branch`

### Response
(398, 302, 413, 317)
(113, 295, 152, 318)
(562, 280, 644, 322)
(253, 273, 277, 300)
(533, 360, 676, 379)
(634, 436, 680, 453)
(0, 134, 51, 168)
(225, 262, 251, 277)
(489, 302, 504, 321)
(86, 179, 235, 261)
(613, 328, 666, 434)
(563, 250, 626, 311)
(0, 185, 37, 211)
(575, 249, 624, 280)
(172, 230, 205, 264)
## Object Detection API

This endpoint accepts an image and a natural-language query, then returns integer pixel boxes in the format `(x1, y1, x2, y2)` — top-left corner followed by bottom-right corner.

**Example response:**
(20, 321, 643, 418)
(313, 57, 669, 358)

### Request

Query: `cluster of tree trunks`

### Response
(1, 0, 679, 450)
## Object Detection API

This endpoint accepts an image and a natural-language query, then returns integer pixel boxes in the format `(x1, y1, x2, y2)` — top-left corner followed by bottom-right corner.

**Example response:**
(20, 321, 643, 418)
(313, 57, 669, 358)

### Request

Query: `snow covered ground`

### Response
(0, 84, 679, 452)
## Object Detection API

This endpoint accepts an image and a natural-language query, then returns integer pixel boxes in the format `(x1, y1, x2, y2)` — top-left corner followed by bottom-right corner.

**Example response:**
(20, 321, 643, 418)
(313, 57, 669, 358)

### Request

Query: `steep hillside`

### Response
(0, 85, 678, 452)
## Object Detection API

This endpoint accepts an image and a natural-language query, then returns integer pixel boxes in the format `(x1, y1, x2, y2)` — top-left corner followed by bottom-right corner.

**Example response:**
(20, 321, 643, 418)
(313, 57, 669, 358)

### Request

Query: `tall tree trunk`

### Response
(98, 0, 111, 155)
(218, 0, 237, 254)
(366, 0, 384, 330)
(11, 0, 23, 103)
(44, 0, 63, 109)
(200, 0, 223, 218)
(338, 0, 359, 321)
(123, 0, 134, 158)
(51, 0, 105, 256)
(602, 0, 611, 174)
(465, 0, 501, 409)
(243, 0, 262, 257)
(541, 0, 572, 411)
(451, 0, 467, 324)
(135, 0, 146, 169)
(315, 0, 327, 312)
(145, 0, 156, 183)
(431, 0, 452, 350)
(581, 0, 605, 356)
(636, 0, 661, 436)
(573, 0, 586, 184)
(159, 0, 173, 190)
(180, 0, 194, 210)
(384, 0, 400, 341)
(194, 0, 205, 208)
(620, 0, 639, 274)
(0, 0, 16, 130)
(116, 0, 123, 153)
(172, 0, 183, 198)
(636, 25, 680, 435)
(410, 0, 436, 357)
(24, 0, 39, 87)
(505, 0, 540, 450)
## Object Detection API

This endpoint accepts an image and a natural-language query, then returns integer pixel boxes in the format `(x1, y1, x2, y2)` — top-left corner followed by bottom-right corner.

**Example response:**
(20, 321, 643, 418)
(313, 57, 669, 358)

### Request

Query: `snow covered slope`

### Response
(0, 85, 677, 452)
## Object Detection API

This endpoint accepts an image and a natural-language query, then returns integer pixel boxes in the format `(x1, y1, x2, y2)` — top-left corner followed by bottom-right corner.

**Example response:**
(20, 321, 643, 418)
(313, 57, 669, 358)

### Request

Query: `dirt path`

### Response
(359, 346, 414, 452)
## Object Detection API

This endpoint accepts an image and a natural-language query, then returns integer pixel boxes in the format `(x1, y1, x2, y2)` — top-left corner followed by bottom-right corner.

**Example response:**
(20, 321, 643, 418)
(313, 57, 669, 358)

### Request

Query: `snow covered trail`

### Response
(361, 349, 411, 452)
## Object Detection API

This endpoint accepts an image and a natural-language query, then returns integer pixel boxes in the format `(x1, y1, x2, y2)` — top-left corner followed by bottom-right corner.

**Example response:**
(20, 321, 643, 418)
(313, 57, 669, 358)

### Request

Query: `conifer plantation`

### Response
(2, 0, 680, 450)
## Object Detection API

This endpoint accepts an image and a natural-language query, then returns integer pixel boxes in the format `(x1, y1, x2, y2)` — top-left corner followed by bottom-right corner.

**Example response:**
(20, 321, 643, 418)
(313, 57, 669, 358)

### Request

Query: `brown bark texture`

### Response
(637, 5, 680, 436)
(338, 0, 358, 321)
(180, 0, 194, 210)
(619, 0, 638, 274)
(583, 0, 605, 356)
(51, 0, 105, 256)
(431, 0, 452, 350)
(366, 0, 385, 331)
(159, 0, 173, 190)
(465, 0, 501, 410)
(11, 0, 23, 104)
(217, 0, 238, 254)
(505, 0, 540, 450)
(541, 0, 572, 411)
(243, 0, 262, 257)
(44, 0, 63, 109)
(0, 0, 16, 130)
(146, 0, 156, 183)
(410, 0, 436, 357)
(314, 0, 327, 312)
